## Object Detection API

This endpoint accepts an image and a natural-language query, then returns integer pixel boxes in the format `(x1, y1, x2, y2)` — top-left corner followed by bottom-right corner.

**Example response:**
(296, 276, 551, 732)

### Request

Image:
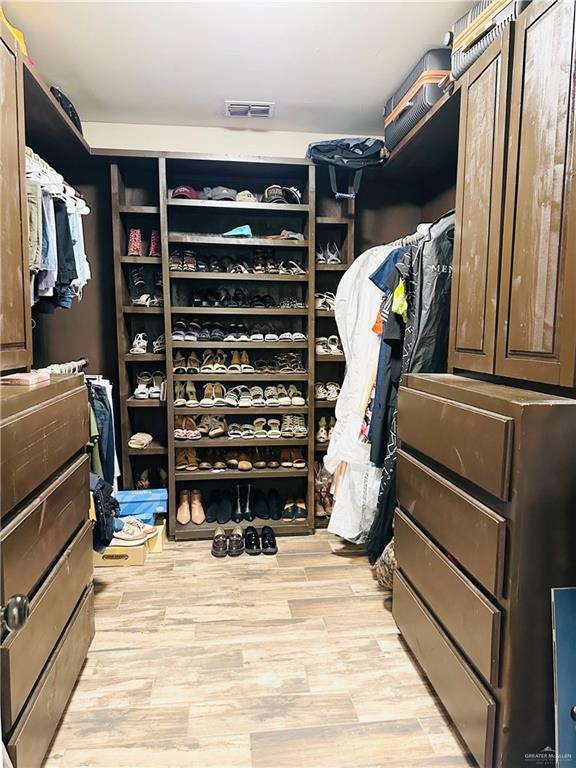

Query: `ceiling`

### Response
(5, 1, 472, 134)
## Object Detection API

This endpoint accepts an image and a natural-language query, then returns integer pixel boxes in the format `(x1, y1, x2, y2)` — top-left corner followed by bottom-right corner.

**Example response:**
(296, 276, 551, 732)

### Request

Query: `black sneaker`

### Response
(244, 525, 261, 555)
(261, 525, 277, 555)
(217, 490, 233, 524)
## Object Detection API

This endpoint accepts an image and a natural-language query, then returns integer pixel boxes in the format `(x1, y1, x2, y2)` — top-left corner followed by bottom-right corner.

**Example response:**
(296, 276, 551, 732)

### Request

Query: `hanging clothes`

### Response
(366, 211, 456, 563)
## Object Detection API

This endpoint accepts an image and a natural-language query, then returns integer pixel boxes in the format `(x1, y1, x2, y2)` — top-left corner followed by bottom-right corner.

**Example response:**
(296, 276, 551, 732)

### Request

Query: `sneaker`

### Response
(109, 520, 148, 547)
(123, 516, 158, 541)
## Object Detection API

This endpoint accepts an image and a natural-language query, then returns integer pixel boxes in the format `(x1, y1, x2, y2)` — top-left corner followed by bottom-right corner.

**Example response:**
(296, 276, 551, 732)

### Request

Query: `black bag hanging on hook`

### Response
(306, 137, 386, 199)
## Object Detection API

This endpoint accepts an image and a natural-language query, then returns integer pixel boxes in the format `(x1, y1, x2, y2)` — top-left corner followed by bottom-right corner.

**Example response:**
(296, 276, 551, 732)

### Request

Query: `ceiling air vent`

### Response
(225, 101, 275, 119)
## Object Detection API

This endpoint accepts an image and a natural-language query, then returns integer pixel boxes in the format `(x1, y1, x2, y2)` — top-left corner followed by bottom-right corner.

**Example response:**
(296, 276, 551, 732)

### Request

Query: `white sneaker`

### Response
(123, 516, 158, 542)
(109, 520, 148, 547)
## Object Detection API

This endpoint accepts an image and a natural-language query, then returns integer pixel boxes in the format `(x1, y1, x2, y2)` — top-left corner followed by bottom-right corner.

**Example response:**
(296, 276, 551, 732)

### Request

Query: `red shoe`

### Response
(148, 229, 160, 257)
(127, 228, 142, 257)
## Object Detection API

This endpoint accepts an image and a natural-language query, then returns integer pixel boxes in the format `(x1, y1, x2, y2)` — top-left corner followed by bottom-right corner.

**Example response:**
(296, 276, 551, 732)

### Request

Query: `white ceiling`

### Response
(5, 1, 472, 134)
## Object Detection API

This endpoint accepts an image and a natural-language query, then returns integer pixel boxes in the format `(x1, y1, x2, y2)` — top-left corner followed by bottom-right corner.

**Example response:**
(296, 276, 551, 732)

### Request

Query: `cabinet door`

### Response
(0, 38, 32, 372)
(449, 29, 512, 374)
(496, 0, 576, 386)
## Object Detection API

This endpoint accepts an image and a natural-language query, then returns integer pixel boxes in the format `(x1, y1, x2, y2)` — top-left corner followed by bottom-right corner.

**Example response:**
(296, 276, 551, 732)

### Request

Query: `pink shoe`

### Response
(127, 228, 142, 257)
(148, 229, 160, 257)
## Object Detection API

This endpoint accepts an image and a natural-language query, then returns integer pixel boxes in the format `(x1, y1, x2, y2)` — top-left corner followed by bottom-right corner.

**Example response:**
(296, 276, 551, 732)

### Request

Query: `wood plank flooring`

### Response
(44, 531, 474, 768)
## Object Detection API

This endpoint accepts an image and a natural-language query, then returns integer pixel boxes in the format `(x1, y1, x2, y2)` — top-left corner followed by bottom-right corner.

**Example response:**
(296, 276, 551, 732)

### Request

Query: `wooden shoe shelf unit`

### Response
(313, 173, 355, 528)
(112, 155, 317, 540)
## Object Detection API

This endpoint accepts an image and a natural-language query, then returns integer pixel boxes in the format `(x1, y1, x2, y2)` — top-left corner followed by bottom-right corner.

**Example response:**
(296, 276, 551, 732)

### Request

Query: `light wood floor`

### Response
(45, 531, 473, 768)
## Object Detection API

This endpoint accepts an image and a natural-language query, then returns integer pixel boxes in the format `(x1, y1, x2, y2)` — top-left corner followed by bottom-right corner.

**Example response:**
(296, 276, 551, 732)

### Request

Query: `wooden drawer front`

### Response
(0, 454, 89, 603)
(393, 571, 495, 768)
(397, 450, 506, 595)
(398, 387, 513, 500)
(395, 509, 501, 685)
(1, 521, 93, 732)
(0, 384, 88, 517)
(6, 586, 94, 768)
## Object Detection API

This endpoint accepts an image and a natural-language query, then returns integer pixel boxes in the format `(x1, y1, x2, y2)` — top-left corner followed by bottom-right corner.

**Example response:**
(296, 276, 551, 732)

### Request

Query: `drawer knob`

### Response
(571, 706, 576, 722)
(2, 594, 29, 631)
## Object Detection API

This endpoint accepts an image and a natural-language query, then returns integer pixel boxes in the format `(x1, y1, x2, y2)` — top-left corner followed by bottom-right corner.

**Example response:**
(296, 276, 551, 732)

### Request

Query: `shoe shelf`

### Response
(169, 272, 308, 282)
(175, 518, 309, 541)
(315, 353, 345, 362)
(127, 440, 167, 456)
(173, 372, 308, 382)
(119, 204, 160, 215)
(175, 468, 308, 481)
(126, 398, 167, 408)
(122, 306, 164, 314)
(123, 353, 166, 362)
(113, 156, 317, 538)
(168, 198, 309, 213)
(169, 233, 309, 248)
(175, 438, 308, 448)
(121, 255, 163, 265)
(170, 307, 308, 316)
(312, 174, 354, 527)
(173, 341, 308, 349)
(173, 406, 308, 415)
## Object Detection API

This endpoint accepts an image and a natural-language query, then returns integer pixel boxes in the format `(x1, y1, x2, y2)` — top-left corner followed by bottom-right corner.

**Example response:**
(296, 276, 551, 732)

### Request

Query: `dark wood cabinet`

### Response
(496, 0, 576, 387)
(450, 0, 576, 388)
(449, 28, 512, 375)
(0, 31, 32, 373)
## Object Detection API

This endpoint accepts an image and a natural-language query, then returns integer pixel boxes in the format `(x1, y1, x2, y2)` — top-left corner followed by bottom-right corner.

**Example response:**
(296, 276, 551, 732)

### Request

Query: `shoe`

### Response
(190, 489, 205, 524)
(228, 526, 244, 557)
(217, 490, 233, 524)
(109, 519, 148, 547)
(316, 417, 328, 443)
(243, 483, 254, 522)
(123, 516, 158, 542)
(282, 497, 295, 521)
(136, 469, 151, 489)
(211, 526, 228, 558)
(148, 229, 160, 257)
(222, 224, 253, 238)
(244, 525, 261, 555)
(232, 484, 243, 523)
(268, 489, 283, 521)
(205, 490, 220, 524)
(130, 332, 148, 354)
(261, 525, 278, 555)
(176, 490, 191, 525)
(127, 228, 142, 257)
(253, 488, 269, 520)
(326, 241, 342, 264)
(294, 498, 307, 520)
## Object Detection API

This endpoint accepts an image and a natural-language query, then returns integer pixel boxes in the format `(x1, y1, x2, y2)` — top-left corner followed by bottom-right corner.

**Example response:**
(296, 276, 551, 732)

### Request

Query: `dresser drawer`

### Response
(395, 509, 501, 685)
(397, 450, 506, 596)
(0, 380, 88, 517)
(397, 387, 513, 500)
(0, 453, 89, 603)
(393, 571, 496, 768)
(6, 585, 94, 768)
(1, 521, 93, 732)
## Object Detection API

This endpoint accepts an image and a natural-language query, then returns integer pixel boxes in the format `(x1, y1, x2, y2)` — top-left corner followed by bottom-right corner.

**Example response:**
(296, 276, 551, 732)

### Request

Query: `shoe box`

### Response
(116, 488, 168, 525)
(93, 544, 147, 567)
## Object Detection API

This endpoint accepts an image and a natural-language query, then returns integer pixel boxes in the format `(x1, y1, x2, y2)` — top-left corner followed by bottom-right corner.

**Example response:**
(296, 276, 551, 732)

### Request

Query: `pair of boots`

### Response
(177, 489, 204, 525)
(232, 483, 253, 523)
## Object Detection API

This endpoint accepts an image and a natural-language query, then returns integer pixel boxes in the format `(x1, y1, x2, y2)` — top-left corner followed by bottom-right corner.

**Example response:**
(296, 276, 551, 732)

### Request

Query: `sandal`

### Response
(200, 351, 216, 373)
(185, 381, 199, 406)
(174, 382, 187, 407)
(281, 415, 295, 438)
(315, 337, 331, 355)
(212, 383, 228, 406)
(288, 384, 305, 406)
(240, 351, 254, 373)
(213, 350, 228, 372)
(228, 423, 242, 438)
(327, 335, 343, 354)
(182, 250, 197, 271)
(238, 387, 253, 408)
(152, 334, 165, 353)
(326, 382, 341, 401)
(276, 384, 291, 406)
(253, 418, 267, 438)
(172, 319, 187, 341)
(209, 416, 227, 438)
(264, 386, 279, 406)
(326, 241, 342, 264)
(200, 383, 216, 407)
(169, 250, 183, 270)
(224, 386, 242, 407)
(291, 448, 306, 469)
(267, 419, 281, 439)
(130, 332, 148, 354)
(173, 352, 187, 374)
(134, 372, 152, 399)
(316, 417, 328, 443)
(241, 423, 255, 439)
(185, 321, 202, 342)
(315, 382, 328, 400)
(228, 351, 242, 373)
(128, 432, 153, 449)
(280, 448, 293, 467)
(149, 371, 165, 400)
(186, 353, 201, 373)
(249, 386, 265, 407)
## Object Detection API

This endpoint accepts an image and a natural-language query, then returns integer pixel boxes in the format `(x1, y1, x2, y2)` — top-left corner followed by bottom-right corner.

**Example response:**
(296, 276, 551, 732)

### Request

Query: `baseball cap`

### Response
(171, 185, 200, 199)
(212, 186, 238, 201)
(236, 190, 257, 202)
(263, 184, 286, 204)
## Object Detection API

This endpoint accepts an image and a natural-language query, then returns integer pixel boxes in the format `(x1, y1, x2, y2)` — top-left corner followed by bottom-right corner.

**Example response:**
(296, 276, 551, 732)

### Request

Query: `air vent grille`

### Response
(225, 101, 275, 118)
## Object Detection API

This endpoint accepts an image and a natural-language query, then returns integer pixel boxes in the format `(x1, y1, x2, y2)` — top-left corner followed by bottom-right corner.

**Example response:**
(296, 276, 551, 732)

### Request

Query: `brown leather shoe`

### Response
(238, 452, 253, 472)
(177, 490, 191, 525)
(211, 526, 228, 558)
(228, 526, 244, 557)
(190, 489, 205, 524)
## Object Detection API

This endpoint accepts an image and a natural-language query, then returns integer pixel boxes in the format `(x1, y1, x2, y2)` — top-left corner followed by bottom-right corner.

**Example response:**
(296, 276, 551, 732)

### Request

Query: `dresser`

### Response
(393, 374, 576, 768)
(0, 375, 94, 768)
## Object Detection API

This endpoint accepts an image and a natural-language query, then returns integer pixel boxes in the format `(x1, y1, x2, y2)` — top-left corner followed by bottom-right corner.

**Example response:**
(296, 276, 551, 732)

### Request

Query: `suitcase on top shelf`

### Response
(449, 0, 530, 81)
(383, 48, 451, 152)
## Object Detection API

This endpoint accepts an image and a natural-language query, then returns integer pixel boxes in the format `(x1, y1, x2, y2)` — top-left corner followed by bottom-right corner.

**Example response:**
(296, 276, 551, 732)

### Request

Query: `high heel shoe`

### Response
(127, 228, 142, 257)
(148, 229, 160, 257)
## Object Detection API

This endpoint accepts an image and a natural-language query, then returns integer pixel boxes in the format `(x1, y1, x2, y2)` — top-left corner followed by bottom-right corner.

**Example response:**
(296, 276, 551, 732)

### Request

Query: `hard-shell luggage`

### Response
(383, 48, 451, 151)
(449, 0, 530, 81)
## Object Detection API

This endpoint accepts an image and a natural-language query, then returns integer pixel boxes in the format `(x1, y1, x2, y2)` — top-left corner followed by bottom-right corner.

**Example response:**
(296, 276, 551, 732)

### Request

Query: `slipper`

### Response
(128, 432, 153, 449)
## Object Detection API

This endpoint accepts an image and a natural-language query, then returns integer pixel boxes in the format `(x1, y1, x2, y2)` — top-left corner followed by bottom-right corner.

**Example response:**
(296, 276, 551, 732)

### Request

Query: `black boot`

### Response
(243, 483, 255, 522)
(268, 488, 282, 521)
(216, 490, 232, 525)
(232, 484, 243, 523)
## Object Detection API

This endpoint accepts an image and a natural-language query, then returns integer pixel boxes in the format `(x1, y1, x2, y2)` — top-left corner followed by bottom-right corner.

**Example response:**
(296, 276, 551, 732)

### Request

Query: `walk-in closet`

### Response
(1, 2, 575, 767)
